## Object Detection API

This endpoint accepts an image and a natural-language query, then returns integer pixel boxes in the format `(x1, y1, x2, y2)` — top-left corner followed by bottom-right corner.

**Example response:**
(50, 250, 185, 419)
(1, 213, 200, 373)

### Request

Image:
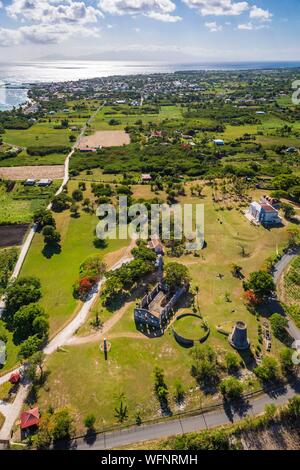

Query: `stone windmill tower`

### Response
(229, 321, 250, 350)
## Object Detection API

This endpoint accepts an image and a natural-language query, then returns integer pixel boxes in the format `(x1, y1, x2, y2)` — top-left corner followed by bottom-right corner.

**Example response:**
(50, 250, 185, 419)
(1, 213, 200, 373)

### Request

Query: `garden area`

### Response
(0, 179, 60, 224)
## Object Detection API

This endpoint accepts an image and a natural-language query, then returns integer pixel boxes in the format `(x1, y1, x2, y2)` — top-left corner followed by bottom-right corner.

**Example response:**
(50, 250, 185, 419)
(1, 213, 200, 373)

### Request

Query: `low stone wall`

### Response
(172, 313, 210, 347)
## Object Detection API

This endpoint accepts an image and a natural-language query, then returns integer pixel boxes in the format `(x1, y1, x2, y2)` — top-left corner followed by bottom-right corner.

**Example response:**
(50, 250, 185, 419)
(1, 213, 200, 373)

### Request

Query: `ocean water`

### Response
(1, 60, 300, 110)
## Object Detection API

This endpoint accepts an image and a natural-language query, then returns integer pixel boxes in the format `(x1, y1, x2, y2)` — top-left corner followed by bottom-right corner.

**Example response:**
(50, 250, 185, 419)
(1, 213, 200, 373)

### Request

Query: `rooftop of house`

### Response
(141, 174, 152, 180)
(20, 407, 40, 430)
(9, 371, 21, 384)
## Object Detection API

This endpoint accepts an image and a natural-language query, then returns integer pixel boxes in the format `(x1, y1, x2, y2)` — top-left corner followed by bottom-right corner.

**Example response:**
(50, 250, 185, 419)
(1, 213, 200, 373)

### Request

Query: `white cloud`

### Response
(2, 0, 103, 46)
(0, 1, 3, 8)
(0, 27, 22, 46)
(147, 11, 182, 22)
(0, 23, 101, 46)
(205, 21, 223, 32)
(238, 21, 253, 30)
(6, 0, 103, 25)
(250, 5, 272, 22)
(238, 21, 269, 31)
(98, 0, 181, 22)
(183, 0, 249, 16)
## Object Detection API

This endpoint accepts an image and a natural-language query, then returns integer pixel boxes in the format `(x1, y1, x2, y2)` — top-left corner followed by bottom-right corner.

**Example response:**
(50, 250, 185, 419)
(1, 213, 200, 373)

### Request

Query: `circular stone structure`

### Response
(172, 313, 210, 347)
(229, 321, 250, 350)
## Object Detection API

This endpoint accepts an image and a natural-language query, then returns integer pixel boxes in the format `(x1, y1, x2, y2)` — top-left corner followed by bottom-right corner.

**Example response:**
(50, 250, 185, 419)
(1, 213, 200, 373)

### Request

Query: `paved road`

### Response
(272, 247, 300, 341)
(75, 379, 300, 450)
(0, 105, 105, 440)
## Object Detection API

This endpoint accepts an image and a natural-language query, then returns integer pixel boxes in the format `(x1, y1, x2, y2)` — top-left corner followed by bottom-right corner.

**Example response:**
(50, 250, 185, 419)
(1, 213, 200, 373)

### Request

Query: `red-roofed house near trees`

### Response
(9, 371, 21, 385)
(20, 408, 40, 430)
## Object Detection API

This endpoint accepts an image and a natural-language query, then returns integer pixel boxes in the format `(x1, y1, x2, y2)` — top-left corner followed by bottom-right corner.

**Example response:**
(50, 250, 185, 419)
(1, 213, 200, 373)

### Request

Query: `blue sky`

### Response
(0, 0, 299, 61)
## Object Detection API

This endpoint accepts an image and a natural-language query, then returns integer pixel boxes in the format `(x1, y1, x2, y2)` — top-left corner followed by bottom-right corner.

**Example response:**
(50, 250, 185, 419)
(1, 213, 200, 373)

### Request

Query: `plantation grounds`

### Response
(33, 182, 294, 432)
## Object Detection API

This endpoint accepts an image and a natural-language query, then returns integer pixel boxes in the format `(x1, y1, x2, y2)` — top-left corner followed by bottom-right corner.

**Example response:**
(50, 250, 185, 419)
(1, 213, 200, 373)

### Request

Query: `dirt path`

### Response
(66, 302, 134, 346)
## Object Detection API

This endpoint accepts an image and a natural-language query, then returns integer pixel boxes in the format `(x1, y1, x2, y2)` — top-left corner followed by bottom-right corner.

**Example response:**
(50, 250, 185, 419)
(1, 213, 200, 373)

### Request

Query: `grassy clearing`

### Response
(38, 332, 221, 433)
(159, 105, 183, 119)
(0, 151, 67, 167)
(88, 104, 183, 133)
(173, 314, 206, 340)
(21, 181, 129, 335)
(71, 169, 124, 183)
(4, 122, 72, 148)
(0, 181, 60, 224)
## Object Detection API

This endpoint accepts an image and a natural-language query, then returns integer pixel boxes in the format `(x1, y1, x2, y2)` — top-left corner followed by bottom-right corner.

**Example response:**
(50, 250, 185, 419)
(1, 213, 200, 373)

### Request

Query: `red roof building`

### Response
(9, 371, 21, 384)
(20, 408, 40, 430)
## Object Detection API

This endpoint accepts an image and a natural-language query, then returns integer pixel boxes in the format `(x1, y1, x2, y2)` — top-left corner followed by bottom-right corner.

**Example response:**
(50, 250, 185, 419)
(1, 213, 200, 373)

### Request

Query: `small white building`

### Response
(141, 174, 152, 183)
(37, 179, 52, 187)
(24, 179, 36, 186)
(213, 139, 225, 146)
(248, 201, 282, 226)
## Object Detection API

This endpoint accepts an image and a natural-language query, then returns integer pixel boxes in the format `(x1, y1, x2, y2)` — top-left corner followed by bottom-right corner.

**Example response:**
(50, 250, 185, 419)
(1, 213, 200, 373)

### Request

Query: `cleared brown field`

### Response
(0, 224, 29, 247)
(78, 130, 130, 149)
(0, 165, 65, 180)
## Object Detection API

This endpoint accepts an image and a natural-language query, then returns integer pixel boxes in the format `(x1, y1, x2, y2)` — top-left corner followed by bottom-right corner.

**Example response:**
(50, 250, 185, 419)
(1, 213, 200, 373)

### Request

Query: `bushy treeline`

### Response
(0, 247, 18, 294)
(184, 104, 260, 125)
(27, 145, 70, 156)
(70, 143, 219, 177)
(0, 111, 33, 130)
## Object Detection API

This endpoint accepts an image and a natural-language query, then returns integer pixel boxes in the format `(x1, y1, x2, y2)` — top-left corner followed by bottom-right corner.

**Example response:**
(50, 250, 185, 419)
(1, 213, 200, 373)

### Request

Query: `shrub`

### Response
(269, 313, 288, 340)
(254, 356, 280, 383)
(220, 377, 243, 400)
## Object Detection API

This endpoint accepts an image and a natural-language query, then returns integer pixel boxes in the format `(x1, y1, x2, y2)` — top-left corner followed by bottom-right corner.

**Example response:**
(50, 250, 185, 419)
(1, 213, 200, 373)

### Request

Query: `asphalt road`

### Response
(75, 379, 300, 450)
(273, 247, 300, 341)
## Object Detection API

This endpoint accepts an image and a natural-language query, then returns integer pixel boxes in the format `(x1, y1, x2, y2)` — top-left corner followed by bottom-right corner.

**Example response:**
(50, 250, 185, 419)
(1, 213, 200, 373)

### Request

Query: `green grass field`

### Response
(0, 151, 67, 167)
(0, 181, 60, 224)
(21, 181, 129, 335)
(4, 122, 72, 148)
(88, 104, 183, 133)
(173, 314, 206, 341)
